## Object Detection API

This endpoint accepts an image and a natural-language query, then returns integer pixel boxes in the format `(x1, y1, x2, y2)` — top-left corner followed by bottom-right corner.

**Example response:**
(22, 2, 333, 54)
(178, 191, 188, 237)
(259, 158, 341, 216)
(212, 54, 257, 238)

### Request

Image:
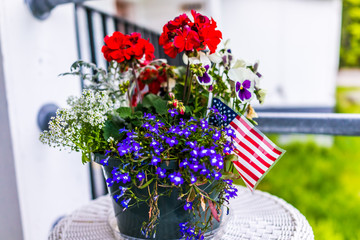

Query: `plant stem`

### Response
(183, 62, 190, 102)
(185, 74, 193, 105)
(132, 62, 142, 104)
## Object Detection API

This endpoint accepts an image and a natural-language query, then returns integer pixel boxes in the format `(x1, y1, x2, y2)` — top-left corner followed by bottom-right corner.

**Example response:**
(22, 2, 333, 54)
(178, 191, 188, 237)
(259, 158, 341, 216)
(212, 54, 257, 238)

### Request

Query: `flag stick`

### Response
(206, 91, 213, 118)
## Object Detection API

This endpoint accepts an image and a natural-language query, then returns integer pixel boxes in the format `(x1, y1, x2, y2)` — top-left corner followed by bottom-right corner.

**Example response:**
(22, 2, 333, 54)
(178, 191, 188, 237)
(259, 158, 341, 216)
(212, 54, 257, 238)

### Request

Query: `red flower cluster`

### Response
(102, 32, 155, 63)
(159, 10, 222, 58)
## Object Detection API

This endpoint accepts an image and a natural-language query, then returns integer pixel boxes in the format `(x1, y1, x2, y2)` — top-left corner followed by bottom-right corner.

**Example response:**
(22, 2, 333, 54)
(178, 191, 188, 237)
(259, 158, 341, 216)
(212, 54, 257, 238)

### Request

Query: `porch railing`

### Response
(74, 3, 360, 199)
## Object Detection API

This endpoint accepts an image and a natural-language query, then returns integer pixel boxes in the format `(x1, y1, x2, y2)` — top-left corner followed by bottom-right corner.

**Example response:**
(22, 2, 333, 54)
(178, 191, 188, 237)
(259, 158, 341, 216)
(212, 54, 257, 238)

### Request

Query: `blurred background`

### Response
(0, 0, 359, 239)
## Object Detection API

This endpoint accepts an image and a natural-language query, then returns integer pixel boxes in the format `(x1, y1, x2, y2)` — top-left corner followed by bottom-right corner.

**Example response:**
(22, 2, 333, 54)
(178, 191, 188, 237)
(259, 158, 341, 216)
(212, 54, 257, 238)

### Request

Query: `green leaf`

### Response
(153, 98, 168, 115)
(142, 94, 158, 108)
(225, 154, 238, 162)
(103, 117, 126, 140)
(138, 178, 154, 189)
(82, 153, 90, 164)
(221, 171, 240, 180)
(116, 107, 132, 118)
(187, 187, 196, 202)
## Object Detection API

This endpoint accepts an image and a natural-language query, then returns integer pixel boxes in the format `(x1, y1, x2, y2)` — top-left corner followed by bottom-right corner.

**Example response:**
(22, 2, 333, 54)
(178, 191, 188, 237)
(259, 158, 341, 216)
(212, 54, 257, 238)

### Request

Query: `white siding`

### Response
(0, 1, 91, 240)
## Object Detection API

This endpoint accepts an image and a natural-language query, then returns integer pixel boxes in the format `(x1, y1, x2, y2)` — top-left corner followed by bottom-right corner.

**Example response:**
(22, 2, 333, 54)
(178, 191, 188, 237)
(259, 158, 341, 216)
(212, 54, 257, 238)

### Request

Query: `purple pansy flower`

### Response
(196, 65, 213, 86)
(235, 80, 253, 101)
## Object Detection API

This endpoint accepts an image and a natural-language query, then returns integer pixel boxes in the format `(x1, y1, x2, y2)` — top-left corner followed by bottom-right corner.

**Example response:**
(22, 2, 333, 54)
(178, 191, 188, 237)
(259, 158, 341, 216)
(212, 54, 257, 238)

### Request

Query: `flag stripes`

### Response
(209, 98, 285, 191)
(230, 115, 285, 190)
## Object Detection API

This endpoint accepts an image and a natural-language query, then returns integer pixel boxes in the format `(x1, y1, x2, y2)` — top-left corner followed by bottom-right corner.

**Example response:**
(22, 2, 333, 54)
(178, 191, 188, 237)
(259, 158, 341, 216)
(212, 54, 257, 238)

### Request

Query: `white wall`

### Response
(114, 0, 342, 109)
(0, 1, 91, 240)
(220, 0, 342, 108)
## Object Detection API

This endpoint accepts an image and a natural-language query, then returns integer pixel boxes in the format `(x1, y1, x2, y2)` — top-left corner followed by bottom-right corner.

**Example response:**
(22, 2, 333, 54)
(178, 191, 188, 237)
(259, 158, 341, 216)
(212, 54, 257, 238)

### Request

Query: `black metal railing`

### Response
(74, 3, 184, 199)
(74, 3, 360, 199)
(75, 3, 182, 71)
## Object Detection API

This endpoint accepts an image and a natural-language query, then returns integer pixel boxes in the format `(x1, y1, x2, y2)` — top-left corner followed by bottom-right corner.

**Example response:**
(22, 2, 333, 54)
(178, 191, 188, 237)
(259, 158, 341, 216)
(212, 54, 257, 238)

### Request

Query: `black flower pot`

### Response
(93, 153, 221, 240)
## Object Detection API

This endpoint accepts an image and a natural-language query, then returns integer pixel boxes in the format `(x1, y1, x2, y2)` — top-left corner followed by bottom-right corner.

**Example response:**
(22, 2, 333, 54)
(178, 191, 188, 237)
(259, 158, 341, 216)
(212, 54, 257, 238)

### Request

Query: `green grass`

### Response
(236, 87, 360, 240)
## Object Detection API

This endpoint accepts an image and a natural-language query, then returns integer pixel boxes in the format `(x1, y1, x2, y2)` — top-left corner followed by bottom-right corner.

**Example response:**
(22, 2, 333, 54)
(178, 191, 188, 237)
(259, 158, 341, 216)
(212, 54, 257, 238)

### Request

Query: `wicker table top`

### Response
(48, 187, 314, 240)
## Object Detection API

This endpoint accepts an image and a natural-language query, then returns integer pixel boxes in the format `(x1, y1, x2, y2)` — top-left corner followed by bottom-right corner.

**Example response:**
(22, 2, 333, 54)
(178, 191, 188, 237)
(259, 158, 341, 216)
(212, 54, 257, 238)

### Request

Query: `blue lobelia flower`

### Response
(189, 163, 201, 172)
(199, 119, 209, 130)
(180, 159, 189, 168)
(212, 170, 222, 180)
(199, 146, 209, 158)
(113, 194, 122, 202)
(200, 167, 211, 177)
(225, 127, 236, 138)
(186, 141, 197, 148)
(149, 125, 159, 134)
(190, 148, 199, 158)
(151, 156, 161, 165)
(166, 136, 178, 147)
(223, 179, 233, 185)
(136, 172, 145, 181)
(156, 167, 166, 178)
(212, 129, 221, 141)
(223, 142, 233, 154)
(100, 156, 110, 166)
(224, 186, 238, 200)
(144, 113, 156, 121)
(169, 172, 184, 185)
(106, 177, 114, 187)
(182, 129, 191, 138)
(142, 122, 151, 129)
(188, 124, 198, 132)
(117, 145, 129, 156)
(119, 127, 128, 134)
(183, 201, 193, 211)
(121, 198, 131, 209)
(131, 142, 141, 152)
(119, 173, 131, 184)
(150, 139, 160, 149)
(168, 109, 179, 117)
(190, 174, 197, 184)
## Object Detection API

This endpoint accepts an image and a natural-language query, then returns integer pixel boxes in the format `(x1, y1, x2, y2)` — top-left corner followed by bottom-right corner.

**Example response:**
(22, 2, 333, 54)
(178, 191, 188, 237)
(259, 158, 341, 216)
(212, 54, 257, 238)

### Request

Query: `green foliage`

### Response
(340, 0, 360, 67)
(248, 87, 360, 240)
(256, 139, 360, 240)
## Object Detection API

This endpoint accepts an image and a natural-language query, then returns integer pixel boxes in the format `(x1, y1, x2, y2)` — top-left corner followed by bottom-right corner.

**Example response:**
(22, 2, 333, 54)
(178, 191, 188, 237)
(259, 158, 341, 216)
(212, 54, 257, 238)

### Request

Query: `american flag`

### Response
(209, 98, 285, 191)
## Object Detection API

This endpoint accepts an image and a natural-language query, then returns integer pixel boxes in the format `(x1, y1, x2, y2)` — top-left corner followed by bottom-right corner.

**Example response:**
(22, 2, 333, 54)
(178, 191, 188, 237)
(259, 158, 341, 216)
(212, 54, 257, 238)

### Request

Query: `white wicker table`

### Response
(49, 187, 314, 240)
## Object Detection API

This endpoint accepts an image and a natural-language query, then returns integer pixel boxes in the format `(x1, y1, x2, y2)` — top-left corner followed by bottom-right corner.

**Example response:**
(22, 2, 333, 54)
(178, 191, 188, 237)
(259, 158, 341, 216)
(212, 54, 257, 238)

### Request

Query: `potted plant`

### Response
(40, 10, 284, 240)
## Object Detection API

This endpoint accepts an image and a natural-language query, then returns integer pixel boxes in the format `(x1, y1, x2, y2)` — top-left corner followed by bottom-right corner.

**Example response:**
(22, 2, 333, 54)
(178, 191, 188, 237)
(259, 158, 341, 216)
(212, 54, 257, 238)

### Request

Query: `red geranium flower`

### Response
(174, 26, 200, 52)
(102, 31, 155, 63)
(159, 10, 222, 58)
